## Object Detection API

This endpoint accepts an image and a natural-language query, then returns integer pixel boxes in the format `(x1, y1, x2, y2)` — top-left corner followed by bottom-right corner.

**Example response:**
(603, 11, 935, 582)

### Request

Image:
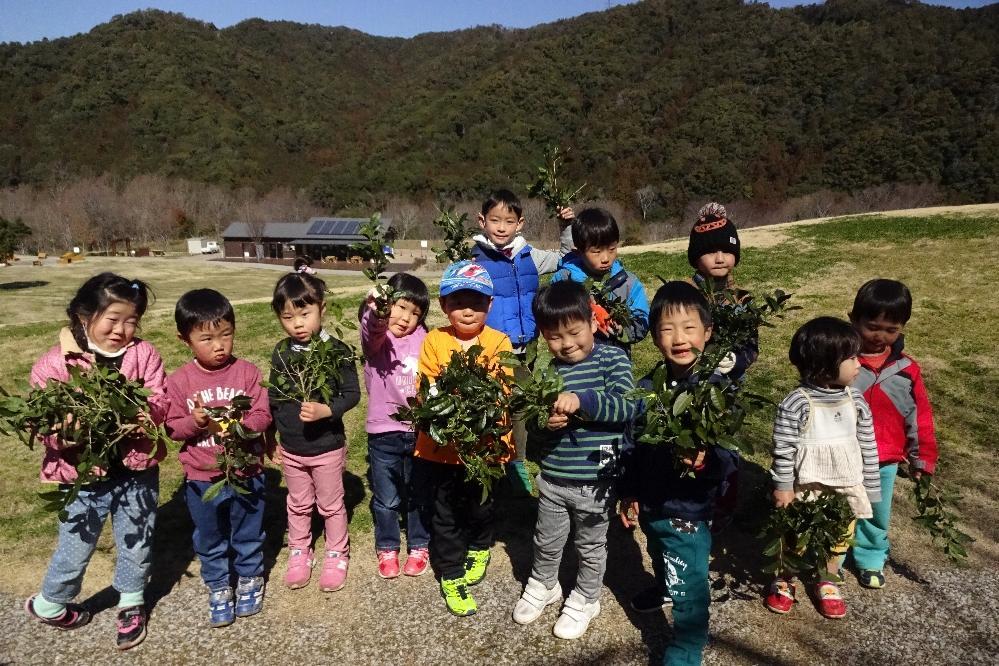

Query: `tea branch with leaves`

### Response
(349, 212, 397, 317)
(263, 334, 359, 405)
(912, 473, 974, 562)
(528, 146, 587, 218)
(0, 365, 171, 519)
(393, 345, 512, 502)
(584, 273, 636, 344)
(432, 207, 474, 263)
(500, 340, 566, 434)
(199, 394, 264, 503)
(760, 490, 856, 581)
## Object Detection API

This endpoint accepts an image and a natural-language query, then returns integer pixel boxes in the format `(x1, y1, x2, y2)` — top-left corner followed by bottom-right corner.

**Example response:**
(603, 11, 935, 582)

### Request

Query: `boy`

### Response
(552, 207, 650, 355)
(412, 260, 514, 616)
(618, 281, 739, 666)
(687, 202, 757, 377)
(848, 279, 938, 588)
(164, 289, 272, 627)
(511, 281, 635, 639)
(471, 189, 574, 494)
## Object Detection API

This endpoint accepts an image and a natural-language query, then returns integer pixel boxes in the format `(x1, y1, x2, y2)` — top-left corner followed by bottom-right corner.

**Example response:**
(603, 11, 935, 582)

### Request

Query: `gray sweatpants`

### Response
(531, 474, 614, 602)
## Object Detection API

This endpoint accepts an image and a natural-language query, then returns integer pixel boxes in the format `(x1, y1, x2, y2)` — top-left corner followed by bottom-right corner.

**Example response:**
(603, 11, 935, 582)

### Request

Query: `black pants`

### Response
(415, 458, 495, 580)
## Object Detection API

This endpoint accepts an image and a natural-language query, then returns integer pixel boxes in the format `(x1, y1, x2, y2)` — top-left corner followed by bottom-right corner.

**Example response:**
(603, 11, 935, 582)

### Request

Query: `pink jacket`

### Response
(30, 328, 169, 483)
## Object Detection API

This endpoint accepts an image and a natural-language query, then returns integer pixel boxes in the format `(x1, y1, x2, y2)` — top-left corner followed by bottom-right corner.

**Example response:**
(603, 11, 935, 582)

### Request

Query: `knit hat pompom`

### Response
(687, 203, 740, 267)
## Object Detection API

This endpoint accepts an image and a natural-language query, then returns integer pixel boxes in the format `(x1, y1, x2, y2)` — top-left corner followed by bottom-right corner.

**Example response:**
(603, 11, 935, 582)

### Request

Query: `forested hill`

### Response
(1, 0, 997, 213)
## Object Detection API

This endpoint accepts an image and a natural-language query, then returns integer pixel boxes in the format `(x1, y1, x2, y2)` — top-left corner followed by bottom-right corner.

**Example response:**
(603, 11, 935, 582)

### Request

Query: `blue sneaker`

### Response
(209, 587, 235, 627)
(235, 576, 265, 617)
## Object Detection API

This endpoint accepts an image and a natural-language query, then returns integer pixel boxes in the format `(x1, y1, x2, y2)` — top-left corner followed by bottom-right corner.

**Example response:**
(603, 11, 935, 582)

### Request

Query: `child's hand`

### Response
(552, 392, 581, 416)
(192, 397, 210, 428)
(680, 449, 707, 470)
(619, 498, 639, 528)
(911, 469, 923, 481)
(546, 413, 569, 431)
(772, 489, 795, 508)
(716, 352, 737, 375)
(300, 401, 333, 422)
(557, 206, 576, 221)
(365, 286, 389, 317)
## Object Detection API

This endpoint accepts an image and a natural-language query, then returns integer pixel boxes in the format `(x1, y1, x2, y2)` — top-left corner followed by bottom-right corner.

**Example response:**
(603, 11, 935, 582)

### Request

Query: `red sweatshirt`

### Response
(165, 357, 272, 482)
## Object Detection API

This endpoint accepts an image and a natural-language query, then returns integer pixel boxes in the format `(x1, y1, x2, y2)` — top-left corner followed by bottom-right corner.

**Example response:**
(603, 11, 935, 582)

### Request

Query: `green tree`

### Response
(0, 217, 31, 261)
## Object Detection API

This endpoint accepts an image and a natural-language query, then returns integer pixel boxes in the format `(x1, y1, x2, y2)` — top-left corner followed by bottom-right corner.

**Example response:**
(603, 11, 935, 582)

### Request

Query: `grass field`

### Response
(0, 212, 996, 598)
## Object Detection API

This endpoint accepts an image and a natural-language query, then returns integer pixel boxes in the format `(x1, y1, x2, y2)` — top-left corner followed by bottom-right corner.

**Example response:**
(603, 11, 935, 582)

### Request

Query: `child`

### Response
(24, 273, 167, 651)
(164, 289, 272, 627)
(848, 279, 938, 588)
(360, 272, 432, 579)
(412, 260, 514, 616)
(765, 316, 881, 619)
(552, 207, 650, 355)
(618, 281, 739, 666)
(268, 272, 361, 591)
(686, 202, 757, 377)
(511, 281, 635, 639)
(471, 189, 574, 493)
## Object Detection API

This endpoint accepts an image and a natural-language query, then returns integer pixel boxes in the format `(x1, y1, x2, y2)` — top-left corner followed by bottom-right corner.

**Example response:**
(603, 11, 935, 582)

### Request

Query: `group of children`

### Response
(21, 193, 937, 666)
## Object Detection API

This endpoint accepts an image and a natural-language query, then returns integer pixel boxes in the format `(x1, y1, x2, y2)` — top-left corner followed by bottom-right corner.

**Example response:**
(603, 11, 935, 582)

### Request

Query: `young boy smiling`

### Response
(619, 281, 740, 666)
(552, 208, 649, 354)
(512, 281, 635, 639)
(412, 260, 514, 616)
(164, 289, 272, 627)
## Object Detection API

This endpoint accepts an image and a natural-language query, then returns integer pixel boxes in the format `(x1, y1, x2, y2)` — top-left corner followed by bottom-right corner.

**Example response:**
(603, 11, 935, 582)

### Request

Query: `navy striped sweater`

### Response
(539, 343, 636, 481)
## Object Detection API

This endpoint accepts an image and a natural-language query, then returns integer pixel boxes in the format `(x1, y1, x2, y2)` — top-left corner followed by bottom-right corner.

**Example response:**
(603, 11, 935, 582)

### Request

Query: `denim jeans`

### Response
(41, 467, 159, 604)
(185, 473, 266, 590)
(368, 431, 431, 552)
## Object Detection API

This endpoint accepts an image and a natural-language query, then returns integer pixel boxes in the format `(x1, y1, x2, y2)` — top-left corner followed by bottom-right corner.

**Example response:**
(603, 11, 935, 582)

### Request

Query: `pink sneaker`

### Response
(320, 551, 349, 592)
(403, 547, 430, 577)
(284, 547, 315, 589)
(377, 550, 400, 579)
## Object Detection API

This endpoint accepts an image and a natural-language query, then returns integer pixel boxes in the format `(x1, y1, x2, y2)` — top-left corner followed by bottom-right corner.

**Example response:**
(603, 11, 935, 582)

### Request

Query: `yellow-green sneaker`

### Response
(440, 577, 477, 616)
(464, 549, 491, 586)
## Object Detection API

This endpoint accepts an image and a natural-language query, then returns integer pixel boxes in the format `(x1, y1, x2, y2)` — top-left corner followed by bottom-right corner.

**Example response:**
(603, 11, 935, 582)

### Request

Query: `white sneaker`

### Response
(553, 589, 601, 639)
(512, 577, 562, 625)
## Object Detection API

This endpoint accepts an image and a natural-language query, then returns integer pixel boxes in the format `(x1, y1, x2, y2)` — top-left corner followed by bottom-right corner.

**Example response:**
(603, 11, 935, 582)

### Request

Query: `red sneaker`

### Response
(403, 547, 430, 577)
(377, 550, 400, 579)
(814, 581, 847, 619)
(765, 578, 796, 614)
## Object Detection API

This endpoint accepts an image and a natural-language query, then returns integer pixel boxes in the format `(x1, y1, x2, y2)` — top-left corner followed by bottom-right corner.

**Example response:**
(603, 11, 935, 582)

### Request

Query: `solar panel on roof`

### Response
(306, 220, 324, 235)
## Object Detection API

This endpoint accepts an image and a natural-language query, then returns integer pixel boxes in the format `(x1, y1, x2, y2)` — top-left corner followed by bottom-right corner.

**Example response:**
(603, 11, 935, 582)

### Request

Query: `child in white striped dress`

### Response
(765, 316, 881, 620)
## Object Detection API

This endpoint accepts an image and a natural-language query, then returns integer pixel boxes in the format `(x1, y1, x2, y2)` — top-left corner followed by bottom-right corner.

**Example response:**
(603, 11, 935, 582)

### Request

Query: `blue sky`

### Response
(0, 0, 992, 44)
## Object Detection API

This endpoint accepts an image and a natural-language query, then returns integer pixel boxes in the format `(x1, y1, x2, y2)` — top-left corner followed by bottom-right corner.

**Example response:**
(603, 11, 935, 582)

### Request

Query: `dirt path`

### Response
(619, 202, 999, 255)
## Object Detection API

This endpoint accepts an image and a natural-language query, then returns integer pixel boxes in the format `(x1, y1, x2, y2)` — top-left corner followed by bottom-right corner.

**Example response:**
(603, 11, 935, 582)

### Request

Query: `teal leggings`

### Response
(852, 463, 899, 571)
(640, 513, 711, 666)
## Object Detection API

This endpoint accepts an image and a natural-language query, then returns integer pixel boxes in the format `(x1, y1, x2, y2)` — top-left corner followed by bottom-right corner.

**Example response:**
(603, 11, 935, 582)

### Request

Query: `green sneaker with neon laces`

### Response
(464, 549, 491, 586)
(440, 577, 477, 616)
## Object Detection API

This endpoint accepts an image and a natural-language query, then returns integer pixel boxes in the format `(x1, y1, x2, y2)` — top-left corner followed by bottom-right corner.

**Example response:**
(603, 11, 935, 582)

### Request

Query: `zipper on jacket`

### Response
(512, 255, 525, 346)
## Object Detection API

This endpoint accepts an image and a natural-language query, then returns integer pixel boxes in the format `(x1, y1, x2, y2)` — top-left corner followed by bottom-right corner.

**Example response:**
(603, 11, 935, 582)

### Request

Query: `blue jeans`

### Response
(368, 431, 431, 552)
(185, 474, 266, 590)
(41, 467, 159, 604)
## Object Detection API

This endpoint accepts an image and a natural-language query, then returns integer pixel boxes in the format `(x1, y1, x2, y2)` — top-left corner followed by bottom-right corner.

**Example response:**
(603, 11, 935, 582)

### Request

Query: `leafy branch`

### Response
(393, 345, 512, 502)
(262, 334, 358, 405)
(912, 473, 974, 562)
(349, 212, 397, 317)
(432, 207, 474, 263)
(760, 490, 856, 581)
(200, 394, 263, 503)
(698, 281, 799, 354)
(500, 339, 566, 434)
(0, 365, 172, 519)
(527, 146, 586, 217)
(585, 272, 635, 343)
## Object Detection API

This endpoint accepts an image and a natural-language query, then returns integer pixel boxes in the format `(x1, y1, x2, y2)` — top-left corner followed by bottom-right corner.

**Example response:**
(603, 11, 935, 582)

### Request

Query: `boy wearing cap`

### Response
(687, 202, 758, 377)
(412, 260, 514, 616)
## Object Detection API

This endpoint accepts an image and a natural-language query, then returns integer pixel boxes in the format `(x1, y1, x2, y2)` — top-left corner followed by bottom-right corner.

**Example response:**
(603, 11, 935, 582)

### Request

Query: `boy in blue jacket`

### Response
(471, 189, 573, 493)
(552, 208, 649, 356)
(619, 281, 739, 666)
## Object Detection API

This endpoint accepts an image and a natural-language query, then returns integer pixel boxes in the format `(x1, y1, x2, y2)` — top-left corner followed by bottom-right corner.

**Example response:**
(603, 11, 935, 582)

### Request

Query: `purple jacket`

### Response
(360, 307, 426, 434)
(29, 328, 169, 484)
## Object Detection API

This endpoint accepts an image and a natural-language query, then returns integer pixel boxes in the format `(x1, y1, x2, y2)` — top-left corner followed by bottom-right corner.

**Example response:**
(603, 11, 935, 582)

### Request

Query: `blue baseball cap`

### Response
(439, 260, 494, 298)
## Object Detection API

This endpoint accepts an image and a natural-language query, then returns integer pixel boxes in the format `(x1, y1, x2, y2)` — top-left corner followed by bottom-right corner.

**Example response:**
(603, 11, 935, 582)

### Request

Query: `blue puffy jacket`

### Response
(471, 242, 539, 347)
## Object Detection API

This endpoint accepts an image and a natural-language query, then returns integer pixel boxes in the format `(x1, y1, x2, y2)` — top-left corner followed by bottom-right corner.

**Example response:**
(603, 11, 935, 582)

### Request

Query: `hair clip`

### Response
(131, 282, 140, 290)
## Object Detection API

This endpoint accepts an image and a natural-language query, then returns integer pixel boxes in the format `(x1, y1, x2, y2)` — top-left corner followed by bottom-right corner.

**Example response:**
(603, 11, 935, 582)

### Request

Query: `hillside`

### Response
(1, 0, 997, 214)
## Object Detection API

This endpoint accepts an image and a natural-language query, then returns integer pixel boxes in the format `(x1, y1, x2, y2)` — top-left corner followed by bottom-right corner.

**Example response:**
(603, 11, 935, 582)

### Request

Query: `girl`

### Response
(765, 316, 881, 619)
(24, 273, 167, 651)
(359, 273, 432, 578)
(268, 272, 360, 592)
